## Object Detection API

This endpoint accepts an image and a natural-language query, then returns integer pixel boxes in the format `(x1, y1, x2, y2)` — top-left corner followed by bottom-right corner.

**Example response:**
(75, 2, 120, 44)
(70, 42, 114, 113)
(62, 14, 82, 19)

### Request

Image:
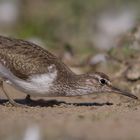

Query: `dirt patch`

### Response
(0, 83, 140, 140)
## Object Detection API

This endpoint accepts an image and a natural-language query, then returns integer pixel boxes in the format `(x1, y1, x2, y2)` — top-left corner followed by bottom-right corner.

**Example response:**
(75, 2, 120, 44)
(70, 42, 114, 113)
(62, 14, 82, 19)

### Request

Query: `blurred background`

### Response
(0, 0, 139, 75)
(0, 0, 140, 140)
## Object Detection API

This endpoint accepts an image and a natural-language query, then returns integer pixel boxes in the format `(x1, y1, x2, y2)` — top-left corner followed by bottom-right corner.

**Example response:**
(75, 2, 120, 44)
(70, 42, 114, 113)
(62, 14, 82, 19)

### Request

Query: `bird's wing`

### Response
(0, 36, 72, 80)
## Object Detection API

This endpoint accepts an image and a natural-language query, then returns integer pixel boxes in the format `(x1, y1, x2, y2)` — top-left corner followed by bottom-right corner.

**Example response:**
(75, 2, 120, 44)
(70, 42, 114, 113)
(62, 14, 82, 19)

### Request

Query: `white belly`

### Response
(0, 63, 58, 96)
(13, 74, 57, 96)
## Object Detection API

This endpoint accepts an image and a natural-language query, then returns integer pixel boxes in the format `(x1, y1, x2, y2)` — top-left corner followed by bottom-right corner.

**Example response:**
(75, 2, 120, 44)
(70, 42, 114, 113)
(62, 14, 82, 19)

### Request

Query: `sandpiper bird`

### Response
(0, 35, 138, 107)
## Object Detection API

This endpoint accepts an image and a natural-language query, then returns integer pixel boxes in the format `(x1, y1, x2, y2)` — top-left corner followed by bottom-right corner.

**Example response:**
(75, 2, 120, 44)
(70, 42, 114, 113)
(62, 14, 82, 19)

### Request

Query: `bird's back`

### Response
(0, 35, 74, 80)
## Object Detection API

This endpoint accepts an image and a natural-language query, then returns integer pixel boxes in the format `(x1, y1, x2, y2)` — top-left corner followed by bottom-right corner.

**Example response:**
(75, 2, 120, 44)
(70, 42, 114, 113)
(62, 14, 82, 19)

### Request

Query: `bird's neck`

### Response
(55, 74, 94, 96)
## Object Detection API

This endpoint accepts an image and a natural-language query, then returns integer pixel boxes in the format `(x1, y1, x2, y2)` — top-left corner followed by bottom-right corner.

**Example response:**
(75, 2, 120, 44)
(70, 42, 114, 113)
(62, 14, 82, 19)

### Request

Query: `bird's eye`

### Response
(100, 79, 106, 85)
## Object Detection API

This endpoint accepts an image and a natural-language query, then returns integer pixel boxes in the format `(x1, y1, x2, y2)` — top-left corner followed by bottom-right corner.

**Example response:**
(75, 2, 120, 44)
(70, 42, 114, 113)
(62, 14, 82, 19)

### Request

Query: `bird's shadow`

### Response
(0, 98, 113, 107)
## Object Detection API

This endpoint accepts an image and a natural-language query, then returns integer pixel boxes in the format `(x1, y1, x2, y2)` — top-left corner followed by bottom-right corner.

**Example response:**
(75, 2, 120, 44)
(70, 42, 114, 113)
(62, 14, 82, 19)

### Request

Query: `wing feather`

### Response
(0, 36, 73, 80)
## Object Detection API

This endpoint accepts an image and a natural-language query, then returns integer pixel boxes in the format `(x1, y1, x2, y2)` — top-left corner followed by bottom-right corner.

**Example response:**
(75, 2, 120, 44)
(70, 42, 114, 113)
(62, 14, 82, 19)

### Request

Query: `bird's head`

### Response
(80, 72, 138, 99)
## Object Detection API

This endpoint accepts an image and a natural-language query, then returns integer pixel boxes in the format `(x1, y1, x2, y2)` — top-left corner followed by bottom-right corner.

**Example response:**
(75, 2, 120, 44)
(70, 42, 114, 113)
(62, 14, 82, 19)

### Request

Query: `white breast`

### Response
(0, 63, 58, 96)
(16, 72, 57, 96)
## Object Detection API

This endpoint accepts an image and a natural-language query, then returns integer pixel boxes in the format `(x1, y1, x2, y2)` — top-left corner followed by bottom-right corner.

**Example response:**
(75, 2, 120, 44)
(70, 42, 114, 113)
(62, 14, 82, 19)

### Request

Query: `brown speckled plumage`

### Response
(0, 35, 74, 80)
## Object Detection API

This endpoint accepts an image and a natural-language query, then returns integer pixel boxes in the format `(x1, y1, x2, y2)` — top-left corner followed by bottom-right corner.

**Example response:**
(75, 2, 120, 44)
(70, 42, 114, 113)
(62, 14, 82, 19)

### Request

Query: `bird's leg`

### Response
(1, 81, 26, 107)
(25, 94, 32, 102)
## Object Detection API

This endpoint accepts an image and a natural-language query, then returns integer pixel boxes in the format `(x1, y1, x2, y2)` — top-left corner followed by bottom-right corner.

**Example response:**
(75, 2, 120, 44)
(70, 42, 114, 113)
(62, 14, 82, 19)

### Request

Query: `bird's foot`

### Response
(25, 95, 33, 102)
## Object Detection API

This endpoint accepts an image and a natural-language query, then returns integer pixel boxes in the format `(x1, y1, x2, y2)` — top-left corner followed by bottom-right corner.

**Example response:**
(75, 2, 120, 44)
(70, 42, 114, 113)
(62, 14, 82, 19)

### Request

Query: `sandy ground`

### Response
(0, 83, 140, 140)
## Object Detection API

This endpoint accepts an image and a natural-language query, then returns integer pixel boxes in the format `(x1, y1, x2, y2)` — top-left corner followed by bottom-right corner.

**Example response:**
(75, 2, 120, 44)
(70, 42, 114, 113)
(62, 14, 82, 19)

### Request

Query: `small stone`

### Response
(77, 115, 85, 119)
(131, 84, 140, 95)
(89, 54, 107, 65)
(126, 63, 140, 80)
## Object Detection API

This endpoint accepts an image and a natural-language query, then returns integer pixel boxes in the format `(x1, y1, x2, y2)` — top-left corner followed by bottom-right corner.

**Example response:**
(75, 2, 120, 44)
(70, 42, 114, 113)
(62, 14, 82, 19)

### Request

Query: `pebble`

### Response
(126, 63, 140, 80)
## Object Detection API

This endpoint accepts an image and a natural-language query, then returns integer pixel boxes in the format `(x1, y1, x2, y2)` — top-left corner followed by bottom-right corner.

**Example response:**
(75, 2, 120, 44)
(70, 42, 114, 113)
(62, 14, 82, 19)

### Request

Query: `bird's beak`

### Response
(109, 86, 138, 100)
